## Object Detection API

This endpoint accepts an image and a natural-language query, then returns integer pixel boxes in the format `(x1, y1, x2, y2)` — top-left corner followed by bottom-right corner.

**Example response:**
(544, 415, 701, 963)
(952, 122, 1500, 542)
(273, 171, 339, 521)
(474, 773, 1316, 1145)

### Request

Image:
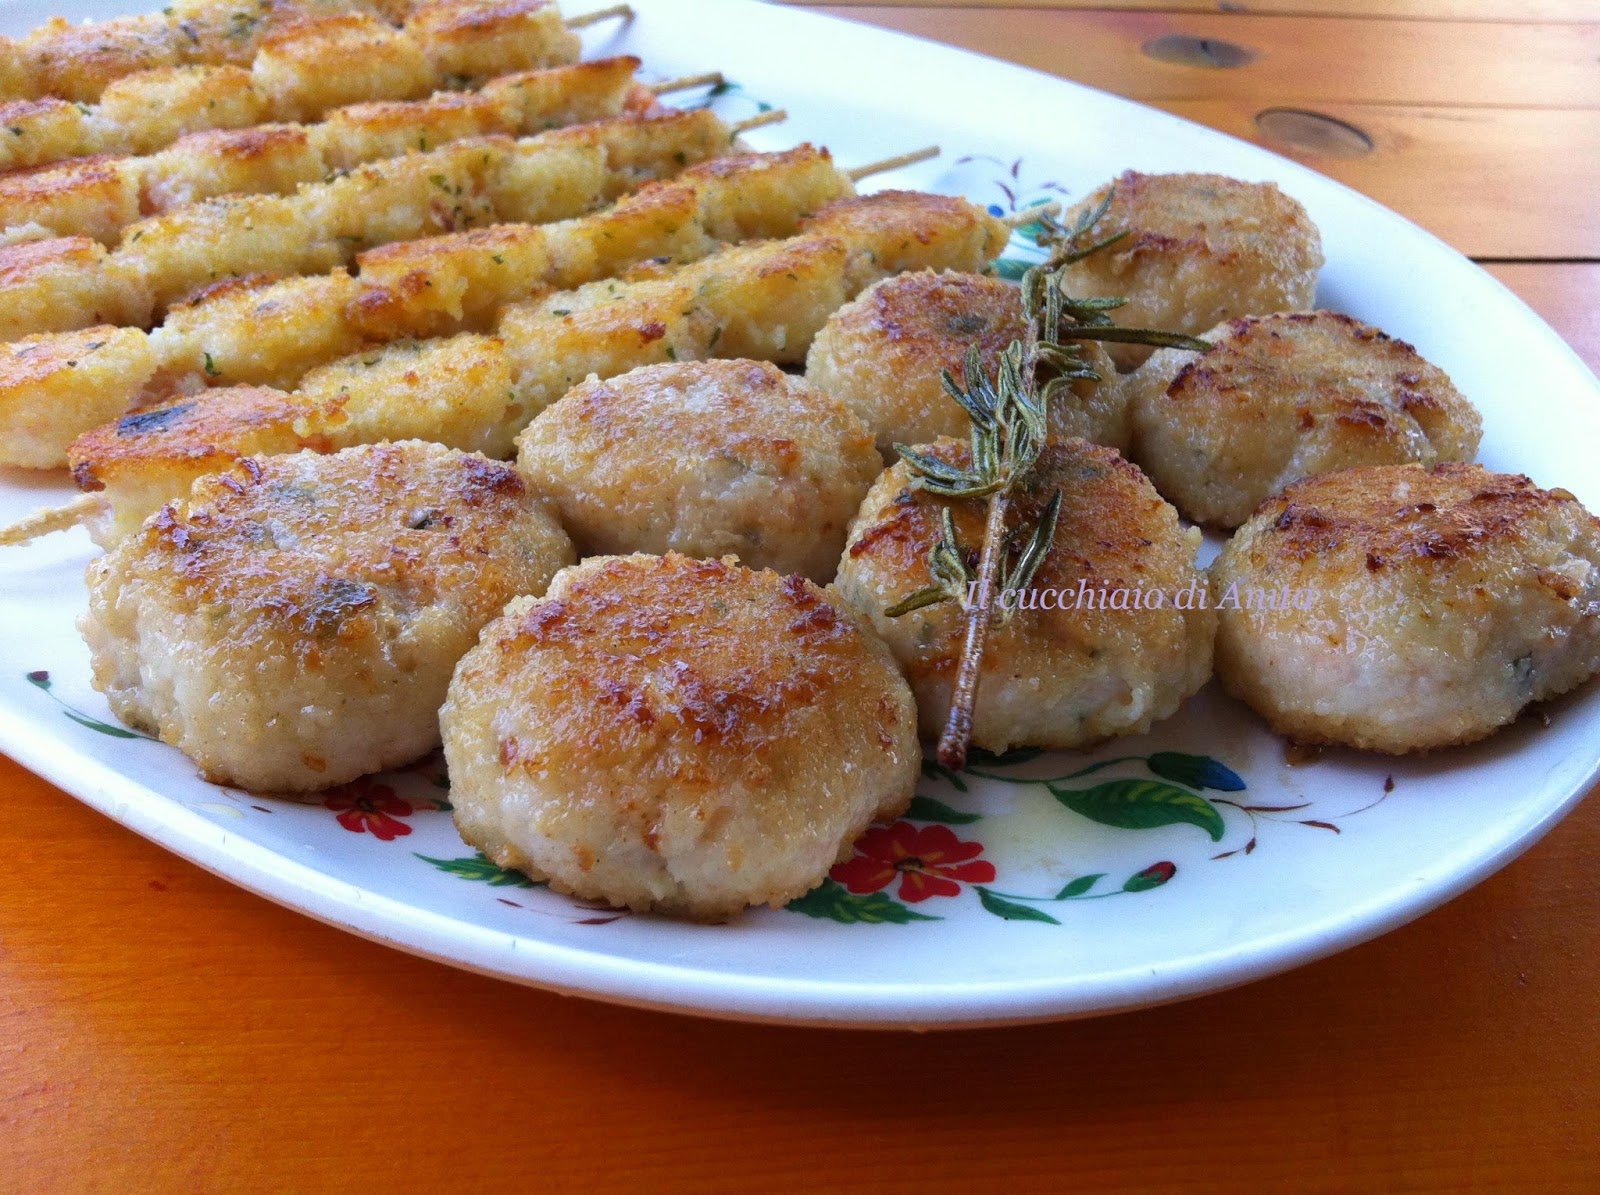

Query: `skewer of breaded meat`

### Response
(0, 6, 638, 173)
(27, 190, 1009, 547)
(0, 140, 858, 468)
(0, 57, 714, 241)
(0, 106, 779, 341)
(0, 0, 608, 105)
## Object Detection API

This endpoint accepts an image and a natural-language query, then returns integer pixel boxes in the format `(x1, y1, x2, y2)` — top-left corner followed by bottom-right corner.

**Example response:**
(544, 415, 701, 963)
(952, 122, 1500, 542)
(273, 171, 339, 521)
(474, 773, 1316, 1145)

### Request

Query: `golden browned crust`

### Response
(69, 385, 324, 493)
(0, 155, 141, 244)
(804, 189, 1011, 283)
(834, 436, 1214, 750)
(442, 552, 920, 917)
(0, 233, 98, 284)
(806, 270, 1126, 458)
(1213, 463, 1600, 752)
(514, 359, 882, 580)
(0, 324, 158, 468)
(1246, 463, 1578, 575)
(81, 439, 574, 792)
(491, 556, 895, 758)
(11, 15, 182, 103)
(138, 441, 536, 613)
(1060, 170, 1323, 367)
(1127, 310, 1482, 528)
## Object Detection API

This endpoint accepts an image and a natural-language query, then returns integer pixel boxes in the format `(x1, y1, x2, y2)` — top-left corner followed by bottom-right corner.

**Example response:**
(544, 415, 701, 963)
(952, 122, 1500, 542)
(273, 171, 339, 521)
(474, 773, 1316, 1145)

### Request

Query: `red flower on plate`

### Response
(323, 777, 415, 841)
(831, 821, 996, 903)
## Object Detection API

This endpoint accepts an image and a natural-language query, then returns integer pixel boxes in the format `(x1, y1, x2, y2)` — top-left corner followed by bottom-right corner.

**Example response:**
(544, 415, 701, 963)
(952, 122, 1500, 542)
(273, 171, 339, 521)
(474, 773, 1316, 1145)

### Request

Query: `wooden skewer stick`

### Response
(729, 109, 788, 135)
(648, 72, 725, 96)
(846, 145, 940, 182)
(0, 494, 102, 547)
(567, 5, 634, 29)
(1000, 202, 1062, 228)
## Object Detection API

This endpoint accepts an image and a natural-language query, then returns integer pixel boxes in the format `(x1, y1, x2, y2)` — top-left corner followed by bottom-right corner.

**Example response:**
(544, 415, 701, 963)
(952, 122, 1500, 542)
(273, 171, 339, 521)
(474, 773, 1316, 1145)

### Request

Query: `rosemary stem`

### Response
(936, 489, 1012, 771)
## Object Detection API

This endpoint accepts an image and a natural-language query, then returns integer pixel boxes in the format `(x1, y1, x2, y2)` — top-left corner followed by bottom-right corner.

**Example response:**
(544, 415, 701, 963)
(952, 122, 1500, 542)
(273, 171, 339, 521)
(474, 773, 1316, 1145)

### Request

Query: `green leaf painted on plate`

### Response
(1056, 874, 1104, 899)
(1048, 778, 1226, 842)
(1123, 861, 1178, 892)
(415, 852, 539, 887)
(992, 257, 1033, 281)
(28, 669, 148, 738)
(61, 708, 144, 739)
(1146, 751, 1246, 792)
(920, 757, 967, 792)
(786, 879, 939, 924)
(976, 887, 1060, 924)
(904, 795, 981, 825)
(966, 745, 1044, 769)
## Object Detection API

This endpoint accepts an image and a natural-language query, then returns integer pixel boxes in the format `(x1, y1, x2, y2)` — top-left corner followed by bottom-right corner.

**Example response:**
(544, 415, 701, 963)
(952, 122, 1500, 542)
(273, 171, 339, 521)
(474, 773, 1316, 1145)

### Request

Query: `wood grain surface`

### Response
(813, 8, 1600, 107)
(812, 0, 1600, 20)
(1155, 101, 1600, 259)
(4, 1, 1598, 1190)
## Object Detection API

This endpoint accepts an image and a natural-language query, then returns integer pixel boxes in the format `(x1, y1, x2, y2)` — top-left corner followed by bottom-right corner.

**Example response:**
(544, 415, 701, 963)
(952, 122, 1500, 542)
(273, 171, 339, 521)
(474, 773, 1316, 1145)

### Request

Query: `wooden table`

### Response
(4, 2, 1597, 1189)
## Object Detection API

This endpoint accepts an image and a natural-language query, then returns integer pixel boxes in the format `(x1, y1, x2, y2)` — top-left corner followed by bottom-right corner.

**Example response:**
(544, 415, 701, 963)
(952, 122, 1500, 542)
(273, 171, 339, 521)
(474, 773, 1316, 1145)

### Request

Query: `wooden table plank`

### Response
(811, 8, 1600, 107)
(793, 0, 1600, 21)
(1484, 263, 1600, 373)
(1156, 100, 1600, 259)
(1, 753, 1597, 1189)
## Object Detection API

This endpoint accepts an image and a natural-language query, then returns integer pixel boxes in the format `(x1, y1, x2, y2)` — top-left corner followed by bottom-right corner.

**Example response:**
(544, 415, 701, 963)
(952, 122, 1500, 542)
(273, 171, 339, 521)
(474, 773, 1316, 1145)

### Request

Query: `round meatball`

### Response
(832, 438, 1215, 752)
(1058, 171, 1323, 369)
(1213, 463, 1600, 753)
(1128, 311, 1483, 528)
(805, 270, 1127, 460)
(514, 360, 881, 582)
(441, 553, 920, 920)
(80, 441, 574, 792)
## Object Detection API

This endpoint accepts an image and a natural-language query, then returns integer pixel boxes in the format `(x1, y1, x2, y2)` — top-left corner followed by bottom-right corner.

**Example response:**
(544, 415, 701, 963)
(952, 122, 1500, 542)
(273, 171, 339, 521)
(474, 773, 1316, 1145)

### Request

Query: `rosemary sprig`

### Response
(1035, 187, 1128, 266)
(885, 192, 1210, 770)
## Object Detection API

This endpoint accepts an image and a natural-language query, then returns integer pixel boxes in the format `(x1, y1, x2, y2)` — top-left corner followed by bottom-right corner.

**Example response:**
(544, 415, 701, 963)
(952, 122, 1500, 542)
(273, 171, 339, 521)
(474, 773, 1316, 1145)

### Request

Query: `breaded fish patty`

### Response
(832, 438, 1215, 752)
(515, 360, 882, 582)
(805, 270, 1127, 460)
(441, 553, 920, 920)
(1213, 463, 1600, 753)
(1128, 311, 1482, 528)
(81, 441, 574, 792)
(1059, 171, 1323, 369)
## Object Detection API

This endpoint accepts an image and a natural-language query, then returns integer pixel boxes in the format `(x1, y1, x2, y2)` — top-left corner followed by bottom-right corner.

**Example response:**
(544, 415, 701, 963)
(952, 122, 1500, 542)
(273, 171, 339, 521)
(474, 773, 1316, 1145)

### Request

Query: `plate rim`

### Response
(1, 0, 1597, 1028)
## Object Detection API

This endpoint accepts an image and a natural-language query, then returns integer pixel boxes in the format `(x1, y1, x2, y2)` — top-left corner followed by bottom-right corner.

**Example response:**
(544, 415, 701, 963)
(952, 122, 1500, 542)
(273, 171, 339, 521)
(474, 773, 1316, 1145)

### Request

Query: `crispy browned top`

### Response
(404, 0, 553, 39)
(678, 142, 832, 183)
(487, 554, 885, 755)
(168, 272, 284, 312)
(805, 189, 1008, 257)
(168, 123, 312, 163)
(548, 358, 851, 459)
(863, 270, 1022, 361)
(0, 325, 119, 389)
(131, 442, 541, 624)
(0, 236, 99, 284)
(69, 386, 322, 491)
(842, 436, 1199, 685)
(847, 437, 1168, 589)
(1086, 170, 1303, 257)
(1168, 311, 1462, 426)
(1254, 463, 1596, 573)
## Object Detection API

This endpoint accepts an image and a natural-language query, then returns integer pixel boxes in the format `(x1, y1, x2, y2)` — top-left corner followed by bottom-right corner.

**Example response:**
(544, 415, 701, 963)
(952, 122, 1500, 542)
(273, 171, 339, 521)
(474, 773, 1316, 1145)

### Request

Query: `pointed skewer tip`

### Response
(647, 71, 724, 96)
(1000, 201, 1062, 229)
(846, 145, 940, 182)
(0, 493, 101, 547)
(567, 4, 633, 30)
(729, 108, 788, 135)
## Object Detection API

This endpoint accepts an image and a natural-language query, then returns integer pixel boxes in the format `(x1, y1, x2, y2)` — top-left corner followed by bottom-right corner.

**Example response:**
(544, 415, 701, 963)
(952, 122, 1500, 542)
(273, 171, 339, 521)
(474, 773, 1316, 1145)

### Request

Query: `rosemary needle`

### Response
(886, 191, 1209, 770)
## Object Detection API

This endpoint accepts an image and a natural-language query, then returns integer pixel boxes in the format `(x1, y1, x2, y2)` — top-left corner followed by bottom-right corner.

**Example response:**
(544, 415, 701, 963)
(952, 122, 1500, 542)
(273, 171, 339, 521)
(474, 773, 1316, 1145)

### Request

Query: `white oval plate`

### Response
(2, 0, 1598, 1028)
